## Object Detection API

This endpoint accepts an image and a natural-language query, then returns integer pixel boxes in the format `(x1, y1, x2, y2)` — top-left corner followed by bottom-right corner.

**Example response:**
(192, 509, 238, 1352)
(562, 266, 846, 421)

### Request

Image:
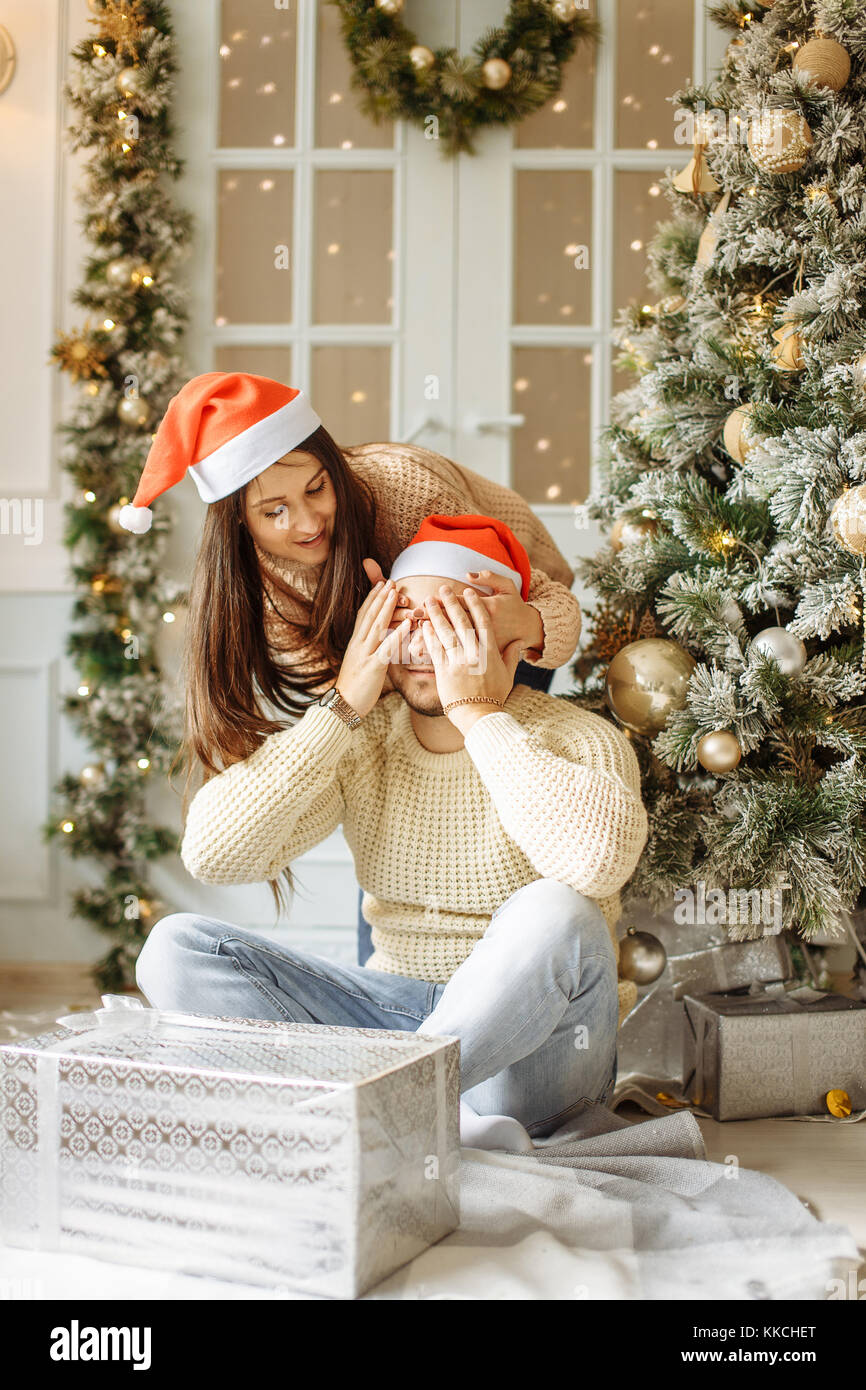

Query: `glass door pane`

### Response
(512, 347, 593, 506)
(513, 170, 593, 326)
(216, 170, 294, 325)
(218, 0, 297, 149)
(313, 170, 394, 324)
(311, 345, 391, 446)
(615, 0, 694, 149)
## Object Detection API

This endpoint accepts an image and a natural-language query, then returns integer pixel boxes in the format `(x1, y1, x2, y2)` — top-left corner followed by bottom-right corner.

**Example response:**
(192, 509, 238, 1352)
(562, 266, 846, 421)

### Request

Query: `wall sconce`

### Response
(0, 25, 15, 96)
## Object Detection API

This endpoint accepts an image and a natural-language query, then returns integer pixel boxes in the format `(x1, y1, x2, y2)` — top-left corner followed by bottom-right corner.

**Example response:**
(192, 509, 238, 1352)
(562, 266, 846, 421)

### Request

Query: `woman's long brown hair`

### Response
(175, 424, 377, 911)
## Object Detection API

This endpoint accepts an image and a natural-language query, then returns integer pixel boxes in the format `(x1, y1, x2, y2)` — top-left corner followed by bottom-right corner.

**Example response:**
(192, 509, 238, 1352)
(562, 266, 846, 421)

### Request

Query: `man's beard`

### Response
(388, 665, 444, 717)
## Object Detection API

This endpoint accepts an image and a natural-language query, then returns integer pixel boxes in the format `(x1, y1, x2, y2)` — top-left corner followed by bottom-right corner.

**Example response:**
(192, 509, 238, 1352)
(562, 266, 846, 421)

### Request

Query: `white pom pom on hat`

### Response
(116, 372, 323, 534)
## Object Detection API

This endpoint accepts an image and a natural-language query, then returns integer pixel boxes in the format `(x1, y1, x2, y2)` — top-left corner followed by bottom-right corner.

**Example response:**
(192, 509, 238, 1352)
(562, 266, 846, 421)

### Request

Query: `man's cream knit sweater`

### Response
(180, 687, 649, 1025)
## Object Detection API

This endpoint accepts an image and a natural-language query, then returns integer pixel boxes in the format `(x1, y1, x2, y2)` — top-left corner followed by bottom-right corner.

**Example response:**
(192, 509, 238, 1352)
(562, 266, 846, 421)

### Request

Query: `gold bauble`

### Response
(409, 45, 435, 72)
(673, 153, 720, 196)
(831, 485, 866, 556)
(117, 395, 151, 428)
(482, 58, 511, 91)
(826, 1088, 852, 1118)
(605, 638, 696, 736)
(748, 109, 813, 174)
(79, 762, 106, 788)
(618, 927, 667, 985)
(852, 351, 866, 391)
(552, 0, 580, 20)
(610, 515, 658, 552)
(696, 730, 742, 773)
(793, 38, 850, 92)
(374, 0, 403, 13)
(105, 257, 135, 289)
(770, 323, 805, 371)
(722, 403, 764, 463)
(107, 502, 129, 534)
(116, 67, 146, 98)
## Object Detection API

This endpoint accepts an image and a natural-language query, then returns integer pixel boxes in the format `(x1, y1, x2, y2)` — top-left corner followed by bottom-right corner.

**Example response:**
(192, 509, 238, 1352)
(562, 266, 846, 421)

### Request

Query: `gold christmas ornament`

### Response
(694, 189, 731, 269)
(831, 485, 866, 556)
(696, 730, 742, 773)
(748, 109, 813, 174)
(605, 638, 696, 736)
(722, 403, 764, 463)
(853, 351, 866, 391)
(770, 323, 805, 371)
(106, 502, 129, 534)
(409, 45, 435, 72)
(105, 256, 135, 289)
(79, 762, 106, 788)
(115, 66, 145, 98)
(618, 926, 667, 985)
(610, 515, 659, 552)
(551, 0, 581, 20)
(482, 58, 512, 90)
(374, 0, 404, 13)
(117, 394, 151, 428)
(659, 294, 686, 314)
(793, 37, 851, 92)
(750, 626, 807, 676)
(825, 1088, 852, 1118)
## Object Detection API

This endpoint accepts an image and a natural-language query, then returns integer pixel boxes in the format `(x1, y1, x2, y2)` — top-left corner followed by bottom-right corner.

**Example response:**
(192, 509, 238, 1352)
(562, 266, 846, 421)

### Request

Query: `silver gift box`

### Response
(0, 996, 460, 1299)
(682, 987, 866, 1121)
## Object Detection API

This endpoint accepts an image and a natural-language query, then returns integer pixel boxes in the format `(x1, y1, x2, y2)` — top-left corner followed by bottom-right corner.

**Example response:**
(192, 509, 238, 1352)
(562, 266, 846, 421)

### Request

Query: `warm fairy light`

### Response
(642, 303, 654, 313)
(84, 490, 96, 502)
(121, 143, 132, 153)
(120, 628, 132, 640)
(630, 239, 643, 251)
(103, 319, 115, 330)
(61, 821, 75, 834)
(117, 109, 127, 121)
(646, 139, 658, 150)
(162, 611, 175, 623)
(552, 100, 566, 113)
(747, 187, 757, 197)
(137, 757, 150, 770)
(93, 44, 107, 57)
(77, 684, 90, 697)
(648, 183, 661, 197)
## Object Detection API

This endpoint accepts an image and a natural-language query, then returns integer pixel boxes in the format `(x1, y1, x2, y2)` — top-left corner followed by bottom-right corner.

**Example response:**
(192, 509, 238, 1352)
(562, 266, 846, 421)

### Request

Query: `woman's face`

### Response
(243, 451, 338, 563)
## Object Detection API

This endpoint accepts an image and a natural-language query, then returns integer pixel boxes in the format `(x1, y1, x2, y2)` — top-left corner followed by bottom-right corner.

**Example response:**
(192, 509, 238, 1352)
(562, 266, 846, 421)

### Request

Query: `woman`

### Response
(118, 371, 582, 948)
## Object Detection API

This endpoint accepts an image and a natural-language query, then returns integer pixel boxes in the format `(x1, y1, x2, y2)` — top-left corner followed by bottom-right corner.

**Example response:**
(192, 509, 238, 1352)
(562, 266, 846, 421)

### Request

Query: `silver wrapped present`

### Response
(682, 987, 866, 1121)
(617, 934, 792, 1090)
(0, 995, 460, 1299)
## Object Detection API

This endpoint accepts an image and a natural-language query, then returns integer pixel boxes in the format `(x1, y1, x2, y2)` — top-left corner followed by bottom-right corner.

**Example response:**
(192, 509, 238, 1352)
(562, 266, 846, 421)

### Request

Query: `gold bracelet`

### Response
(442, 696, 505, 714)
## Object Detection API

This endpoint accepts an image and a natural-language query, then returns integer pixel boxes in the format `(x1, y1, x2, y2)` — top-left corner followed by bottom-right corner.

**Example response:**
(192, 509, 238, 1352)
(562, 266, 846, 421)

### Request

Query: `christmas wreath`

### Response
(328, 0, 599, 156)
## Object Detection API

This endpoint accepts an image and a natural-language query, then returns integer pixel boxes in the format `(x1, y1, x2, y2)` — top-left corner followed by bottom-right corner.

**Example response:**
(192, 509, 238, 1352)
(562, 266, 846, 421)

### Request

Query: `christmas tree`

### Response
(46, 0, 191, 990)
(573, 0, 866, 946)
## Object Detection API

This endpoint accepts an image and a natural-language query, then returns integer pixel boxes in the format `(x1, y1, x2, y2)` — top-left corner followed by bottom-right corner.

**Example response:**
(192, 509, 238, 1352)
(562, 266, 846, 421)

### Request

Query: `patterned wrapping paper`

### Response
(0, 997, 460, 1299)
(682, 987, 866, 1121)
(616, 934, 792, 1090)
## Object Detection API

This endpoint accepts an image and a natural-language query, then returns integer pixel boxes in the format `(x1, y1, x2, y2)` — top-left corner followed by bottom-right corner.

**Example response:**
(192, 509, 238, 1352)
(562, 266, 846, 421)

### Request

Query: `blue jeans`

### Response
(136, 879, 618, 1139)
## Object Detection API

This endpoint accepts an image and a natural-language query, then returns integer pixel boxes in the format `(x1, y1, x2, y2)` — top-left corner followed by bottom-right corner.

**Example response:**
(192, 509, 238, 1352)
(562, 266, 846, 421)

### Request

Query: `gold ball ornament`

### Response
(750, 626, 807, 676)
(618, 927, 667, 985)
(605, 638, 696, 736)
(793, 38, 851, 92)
(409, 45, 435, 72)
(696, 730, 742, 773)
(852, 351, 866, 391)
(831, 485, 866, 556)
(105, 257, 135, 289)
(748, 109, 813, 174)
(610, 515, 659, 552)
(79, 762, 106, 788)
(826, 1088, 852, 1118)
(116, 67, 146, 98)
(551, 0, 581, 20)
(722, 403, 764, 463)
(117, 394, 151, 428)
(482, 58, 512, 91)
(107, 502, 130, 534)
(374, 0, 404, 13)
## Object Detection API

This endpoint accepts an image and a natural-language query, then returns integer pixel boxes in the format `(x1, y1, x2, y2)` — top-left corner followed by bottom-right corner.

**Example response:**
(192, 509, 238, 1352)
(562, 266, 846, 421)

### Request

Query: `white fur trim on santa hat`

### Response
(188, 392, 322, 503)
(118, 504, 154, 534)
(389, 541, 522, 595)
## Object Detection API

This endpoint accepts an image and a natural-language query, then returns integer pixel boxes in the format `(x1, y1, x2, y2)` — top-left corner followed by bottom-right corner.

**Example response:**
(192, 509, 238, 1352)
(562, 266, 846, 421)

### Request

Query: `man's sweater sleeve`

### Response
(462, 710, 648, 899)
(180, 703, 354, 885)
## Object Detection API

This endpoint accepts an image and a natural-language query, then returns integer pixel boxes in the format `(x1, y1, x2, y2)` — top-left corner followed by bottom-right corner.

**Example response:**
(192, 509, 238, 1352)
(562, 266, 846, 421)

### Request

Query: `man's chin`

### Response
(390, 666, 444, 716)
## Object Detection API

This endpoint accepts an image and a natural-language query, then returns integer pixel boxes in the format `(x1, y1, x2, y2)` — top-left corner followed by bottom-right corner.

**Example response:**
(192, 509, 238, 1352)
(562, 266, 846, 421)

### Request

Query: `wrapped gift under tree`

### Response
(0, 996, 460, 1299)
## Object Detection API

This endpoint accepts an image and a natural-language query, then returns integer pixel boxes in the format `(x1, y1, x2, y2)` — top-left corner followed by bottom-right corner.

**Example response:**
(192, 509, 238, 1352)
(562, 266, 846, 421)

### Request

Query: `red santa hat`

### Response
(117, 372, 322, 533)
(389, 514, 531, 600)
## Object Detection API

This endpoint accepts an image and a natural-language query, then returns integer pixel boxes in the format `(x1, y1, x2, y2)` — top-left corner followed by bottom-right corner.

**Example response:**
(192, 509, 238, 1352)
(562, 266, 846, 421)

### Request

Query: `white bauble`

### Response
(750, 626, 806, 676)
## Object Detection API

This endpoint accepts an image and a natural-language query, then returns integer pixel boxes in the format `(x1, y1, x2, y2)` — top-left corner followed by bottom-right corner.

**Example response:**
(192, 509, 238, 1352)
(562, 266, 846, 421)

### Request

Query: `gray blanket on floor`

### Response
(364, 1101, 861, 1301)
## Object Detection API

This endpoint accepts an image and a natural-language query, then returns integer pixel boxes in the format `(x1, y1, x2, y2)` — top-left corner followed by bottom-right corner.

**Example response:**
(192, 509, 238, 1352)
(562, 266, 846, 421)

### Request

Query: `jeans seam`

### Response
(216, 934, 428, 1024)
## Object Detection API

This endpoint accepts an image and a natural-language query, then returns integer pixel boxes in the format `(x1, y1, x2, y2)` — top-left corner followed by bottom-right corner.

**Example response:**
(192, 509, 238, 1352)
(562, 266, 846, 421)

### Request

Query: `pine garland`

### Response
(572, 0, 866, 941)
(45, 0, 192, 991)
(328, 0, 598, 157)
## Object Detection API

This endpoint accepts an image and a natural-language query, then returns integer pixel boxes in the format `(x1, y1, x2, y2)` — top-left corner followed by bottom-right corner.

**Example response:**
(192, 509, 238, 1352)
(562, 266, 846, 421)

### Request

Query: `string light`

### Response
(93, 44, 107, 58)
(83, 490, 96, 503)
(61, 820, 75, 834)
(103, 318, 115, 330)
(137, 757, 150, 770)
(162, 611, 175, 623)
(77, 684, 90, 697)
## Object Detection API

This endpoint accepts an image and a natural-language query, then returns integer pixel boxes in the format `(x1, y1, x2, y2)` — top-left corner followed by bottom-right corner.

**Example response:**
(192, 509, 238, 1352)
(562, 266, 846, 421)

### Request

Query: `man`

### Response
(136, 515, 648, 1151)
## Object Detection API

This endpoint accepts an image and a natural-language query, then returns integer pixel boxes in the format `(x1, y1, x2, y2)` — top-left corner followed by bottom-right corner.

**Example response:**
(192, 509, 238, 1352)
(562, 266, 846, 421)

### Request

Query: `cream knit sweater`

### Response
(255, 441, 583, 693)
(181, 687, 648, 1026)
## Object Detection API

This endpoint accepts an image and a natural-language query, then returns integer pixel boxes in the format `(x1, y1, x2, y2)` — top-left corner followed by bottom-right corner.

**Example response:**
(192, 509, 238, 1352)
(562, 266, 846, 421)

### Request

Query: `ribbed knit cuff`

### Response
(462, 710, 529, 774)
(285, 699, 357, 761)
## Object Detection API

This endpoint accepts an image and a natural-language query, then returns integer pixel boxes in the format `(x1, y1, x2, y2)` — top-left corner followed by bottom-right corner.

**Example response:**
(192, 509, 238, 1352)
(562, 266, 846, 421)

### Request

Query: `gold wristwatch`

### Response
(319, 685, 363, 729)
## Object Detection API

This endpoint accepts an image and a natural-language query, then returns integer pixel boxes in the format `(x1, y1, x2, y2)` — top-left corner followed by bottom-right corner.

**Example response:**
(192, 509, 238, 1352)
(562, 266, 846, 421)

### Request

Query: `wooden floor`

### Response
(2, 961, 865, 1271)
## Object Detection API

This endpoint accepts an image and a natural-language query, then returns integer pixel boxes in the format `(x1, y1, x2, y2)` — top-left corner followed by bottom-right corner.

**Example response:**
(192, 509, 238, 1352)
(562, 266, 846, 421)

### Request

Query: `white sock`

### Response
(459, 1098, 535, 1153)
